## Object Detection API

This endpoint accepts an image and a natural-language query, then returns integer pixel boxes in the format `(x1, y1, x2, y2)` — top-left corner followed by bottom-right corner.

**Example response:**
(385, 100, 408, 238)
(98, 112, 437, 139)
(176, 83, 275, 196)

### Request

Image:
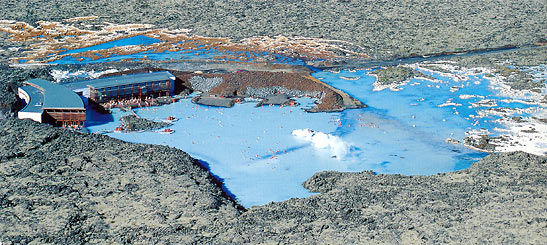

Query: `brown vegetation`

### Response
(0, 20, 370, 64)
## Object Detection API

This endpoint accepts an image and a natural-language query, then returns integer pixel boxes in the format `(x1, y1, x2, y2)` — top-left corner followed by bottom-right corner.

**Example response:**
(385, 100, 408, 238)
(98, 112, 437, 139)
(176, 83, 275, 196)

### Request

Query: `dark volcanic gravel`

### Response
(0, 119, 545, 243)
(192, 96, 235, 108)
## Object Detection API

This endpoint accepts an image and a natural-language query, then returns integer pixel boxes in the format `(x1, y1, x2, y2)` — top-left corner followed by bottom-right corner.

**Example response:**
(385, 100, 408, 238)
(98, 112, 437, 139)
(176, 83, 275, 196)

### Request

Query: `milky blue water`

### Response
(65, 36, 543, 206)
(317, 69, 536, 139)
(87, 97, 341, 206)
(82, 67, 545, 206)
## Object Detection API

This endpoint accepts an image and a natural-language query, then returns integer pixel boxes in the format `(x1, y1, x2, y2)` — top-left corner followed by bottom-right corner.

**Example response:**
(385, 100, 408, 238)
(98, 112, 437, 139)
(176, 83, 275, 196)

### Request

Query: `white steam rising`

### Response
(292, 129, 351, 159)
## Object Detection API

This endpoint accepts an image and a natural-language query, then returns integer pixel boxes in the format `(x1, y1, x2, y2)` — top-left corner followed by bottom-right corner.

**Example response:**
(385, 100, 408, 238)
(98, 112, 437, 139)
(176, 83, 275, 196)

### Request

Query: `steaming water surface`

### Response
(73, 38, 545, 206)
(83, 68, 542, 207)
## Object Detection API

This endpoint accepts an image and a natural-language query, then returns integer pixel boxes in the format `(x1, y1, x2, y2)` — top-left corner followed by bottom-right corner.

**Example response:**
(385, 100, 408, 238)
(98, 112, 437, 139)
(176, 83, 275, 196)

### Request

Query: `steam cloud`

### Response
(292, 129, 351, 159)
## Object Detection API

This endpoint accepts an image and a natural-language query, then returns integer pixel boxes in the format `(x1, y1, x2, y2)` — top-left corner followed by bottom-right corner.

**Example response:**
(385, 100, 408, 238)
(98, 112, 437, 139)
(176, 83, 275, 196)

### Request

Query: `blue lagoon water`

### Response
(65, 37, 543, 206)
(82, 67, 542, 207)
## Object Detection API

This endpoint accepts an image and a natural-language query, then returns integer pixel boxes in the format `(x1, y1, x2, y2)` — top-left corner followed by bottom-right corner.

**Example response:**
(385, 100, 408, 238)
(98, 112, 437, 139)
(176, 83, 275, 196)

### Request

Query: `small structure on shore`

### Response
(18, 79, 86, 128)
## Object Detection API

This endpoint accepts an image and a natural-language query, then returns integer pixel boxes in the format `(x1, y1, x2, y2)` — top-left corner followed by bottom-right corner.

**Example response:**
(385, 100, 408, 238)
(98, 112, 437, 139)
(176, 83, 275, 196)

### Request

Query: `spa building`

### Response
(18, 78, 86, 128)
(64, 71, 176, 103)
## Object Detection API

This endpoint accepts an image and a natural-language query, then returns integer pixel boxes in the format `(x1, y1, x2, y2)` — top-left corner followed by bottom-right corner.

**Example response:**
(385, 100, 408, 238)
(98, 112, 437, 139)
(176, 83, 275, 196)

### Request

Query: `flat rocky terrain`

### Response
(0, 0, 546, 59)
(0, 119, 545, 243)
(452, 46, 547, 68)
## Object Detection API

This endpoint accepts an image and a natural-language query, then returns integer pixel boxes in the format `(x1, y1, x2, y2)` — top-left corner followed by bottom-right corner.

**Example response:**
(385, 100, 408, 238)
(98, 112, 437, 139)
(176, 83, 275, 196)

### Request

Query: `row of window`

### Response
(94, 80, 170, 93)
(45, 109, 85, 113)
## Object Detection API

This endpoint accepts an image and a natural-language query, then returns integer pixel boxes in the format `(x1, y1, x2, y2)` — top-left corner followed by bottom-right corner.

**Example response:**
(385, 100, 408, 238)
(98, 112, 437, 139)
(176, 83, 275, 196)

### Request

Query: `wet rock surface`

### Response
(494, 65, 545, 91)
(192, 96, 235, 108)
(463, 135, 504, 153)
(256, 94, 294, 107)
(0, 118, 545, 243)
